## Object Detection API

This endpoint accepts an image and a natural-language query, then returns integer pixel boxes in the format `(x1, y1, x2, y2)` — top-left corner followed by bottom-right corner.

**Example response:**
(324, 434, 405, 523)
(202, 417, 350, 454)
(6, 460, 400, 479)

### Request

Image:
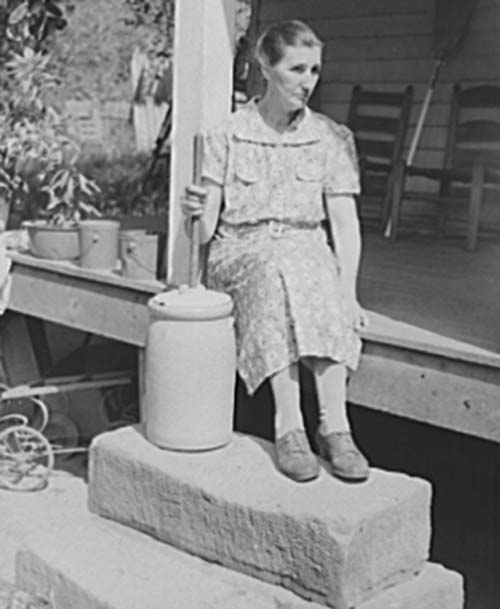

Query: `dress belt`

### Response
(219, 219, 321, 238)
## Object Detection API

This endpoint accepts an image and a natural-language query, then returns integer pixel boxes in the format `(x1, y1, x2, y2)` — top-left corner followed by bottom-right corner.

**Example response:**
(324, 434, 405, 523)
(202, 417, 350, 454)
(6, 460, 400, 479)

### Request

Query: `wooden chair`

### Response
(347, 85, 414, 227)
(390, 84, 500, 251)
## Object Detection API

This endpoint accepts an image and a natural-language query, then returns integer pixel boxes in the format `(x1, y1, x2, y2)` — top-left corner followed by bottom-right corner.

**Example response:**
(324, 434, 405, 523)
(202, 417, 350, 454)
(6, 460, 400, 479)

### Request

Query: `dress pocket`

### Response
(232, 143, 267, 184)
(234, 158, 261, 183)
(295, 147, 326, 182)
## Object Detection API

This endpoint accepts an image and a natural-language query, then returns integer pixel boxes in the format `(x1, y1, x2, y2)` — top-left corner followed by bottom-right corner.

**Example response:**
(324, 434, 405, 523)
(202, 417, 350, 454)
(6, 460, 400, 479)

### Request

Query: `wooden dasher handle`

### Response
(188, 133, 204, 288)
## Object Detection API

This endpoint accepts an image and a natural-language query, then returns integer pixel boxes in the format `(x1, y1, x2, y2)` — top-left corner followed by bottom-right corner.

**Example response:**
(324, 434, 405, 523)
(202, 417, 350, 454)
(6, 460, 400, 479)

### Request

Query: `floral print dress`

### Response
(202, 99, 362, 395)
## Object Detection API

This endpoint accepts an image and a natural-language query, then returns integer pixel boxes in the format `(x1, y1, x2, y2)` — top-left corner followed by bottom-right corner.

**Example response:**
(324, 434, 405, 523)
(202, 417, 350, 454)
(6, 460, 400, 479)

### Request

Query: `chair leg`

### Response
(388, 162, 405, 241)
(381, 171, 395, 229)
(436, 179, 450, 238)
(467, 164, 484, 252)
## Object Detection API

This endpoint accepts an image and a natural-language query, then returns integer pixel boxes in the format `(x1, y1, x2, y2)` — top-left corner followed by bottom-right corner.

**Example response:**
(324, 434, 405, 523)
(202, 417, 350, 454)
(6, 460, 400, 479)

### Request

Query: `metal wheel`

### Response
(0, 425, 54, 491)
(0, 394, 49, 433)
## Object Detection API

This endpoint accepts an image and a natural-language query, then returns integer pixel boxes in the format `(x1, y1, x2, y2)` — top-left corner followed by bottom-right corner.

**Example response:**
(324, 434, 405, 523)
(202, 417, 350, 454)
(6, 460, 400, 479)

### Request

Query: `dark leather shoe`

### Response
(275, 429, 320, 482)
(316, 430, 370, 482)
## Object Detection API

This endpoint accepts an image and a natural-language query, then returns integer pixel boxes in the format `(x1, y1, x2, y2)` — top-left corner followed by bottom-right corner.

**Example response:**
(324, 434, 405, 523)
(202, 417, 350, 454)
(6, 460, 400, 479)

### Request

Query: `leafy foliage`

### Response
(0, 0, 101, 226)
(41, 164, 100, 225)
(0, 0, 255, 227)
(48, 0, 172, 103)
(78, 153, 167, 218)
(0, 0, 66, 56)
(48, 0, 252, 104)
(124, 0, 174, 55)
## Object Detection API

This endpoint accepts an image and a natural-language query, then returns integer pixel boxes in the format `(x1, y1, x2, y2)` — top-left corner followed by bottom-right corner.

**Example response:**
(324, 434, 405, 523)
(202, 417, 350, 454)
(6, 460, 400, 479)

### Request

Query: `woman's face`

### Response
(263, 44, 322, 111)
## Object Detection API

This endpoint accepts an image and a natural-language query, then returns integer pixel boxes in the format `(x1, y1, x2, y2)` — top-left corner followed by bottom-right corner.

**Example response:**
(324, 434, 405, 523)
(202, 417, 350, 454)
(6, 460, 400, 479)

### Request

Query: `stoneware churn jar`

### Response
(144, 284, 236, 451)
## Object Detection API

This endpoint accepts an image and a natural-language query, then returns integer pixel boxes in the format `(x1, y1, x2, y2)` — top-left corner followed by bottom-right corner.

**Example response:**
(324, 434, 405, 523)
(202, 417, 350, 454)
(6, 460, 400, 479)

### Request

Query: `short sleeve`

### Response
(202, 129, 228, 185)
(323, 123, 361, 196)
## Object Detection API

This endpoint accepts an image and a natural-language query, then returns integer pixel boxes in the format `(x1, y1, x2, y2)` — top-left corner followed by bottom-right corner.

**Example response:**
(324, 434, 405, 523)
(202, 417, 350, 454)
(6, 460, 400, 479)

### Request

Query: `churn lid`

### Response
(148, 285, 233, 321)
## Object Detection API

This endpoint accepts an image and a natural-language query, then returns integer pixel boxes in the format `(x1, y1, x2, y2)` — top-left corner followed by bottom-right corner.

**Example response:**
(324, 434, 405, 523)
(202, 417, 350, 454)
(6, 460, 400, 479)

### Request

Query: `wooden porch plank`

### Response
(8, 259, 163, 347)
(359, 232, 500, 355)
(349, 353, 500, 444)
(364, 312, 500, 371)
(8, 252, 165, 294)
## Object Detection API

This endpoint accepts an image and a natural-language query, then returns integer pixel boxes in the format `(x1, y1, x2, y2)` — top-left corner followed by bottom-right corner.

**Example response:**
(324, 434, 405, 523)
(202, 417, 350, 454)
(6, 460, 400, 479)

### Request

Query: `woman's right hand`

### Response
(180, 184, 208, 218)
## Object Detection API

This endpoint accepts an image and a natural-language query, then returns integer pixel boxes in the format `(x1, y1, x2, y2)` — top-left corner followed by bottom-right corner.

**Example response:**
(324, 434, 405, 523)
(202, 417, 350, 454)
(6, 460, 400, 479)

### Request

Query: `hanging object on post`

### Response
(385, 0, 479, 237)
(407, 0, 479, 167)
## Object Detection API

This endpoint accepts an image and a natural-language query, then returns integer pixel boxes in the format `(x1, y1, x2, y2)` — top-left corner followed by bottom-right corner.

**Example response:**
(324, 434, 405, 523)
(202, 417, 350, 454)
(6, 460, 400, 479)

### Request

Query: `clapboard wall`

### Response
(258, 0, 500, 213)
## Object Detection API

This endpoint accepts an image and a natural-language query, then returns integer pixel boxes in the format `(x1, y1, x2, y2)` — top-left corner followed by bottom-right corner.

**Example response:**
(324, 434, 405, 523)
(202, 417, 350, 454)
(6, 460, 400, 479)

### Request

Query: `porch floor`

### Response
(358, 229, 500, 357)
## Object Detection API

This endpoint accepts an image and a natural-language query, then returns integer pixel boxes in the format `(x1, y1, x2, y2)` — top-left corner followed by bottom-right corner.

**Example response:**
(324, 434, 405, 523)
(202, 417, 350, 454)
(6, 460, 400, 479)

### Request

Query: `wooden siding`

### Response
(258, 0, 500, 220)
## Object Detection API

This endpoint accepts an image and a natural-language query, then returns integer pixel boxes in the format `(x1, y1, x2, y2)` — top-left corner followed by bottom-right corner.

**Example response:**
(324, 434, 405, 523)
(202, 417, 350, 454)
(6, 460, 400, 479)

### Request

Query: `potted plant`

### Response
(0, 48, 103, 260)
(0, 4, 108, 261)
(25, 155, 103, 261)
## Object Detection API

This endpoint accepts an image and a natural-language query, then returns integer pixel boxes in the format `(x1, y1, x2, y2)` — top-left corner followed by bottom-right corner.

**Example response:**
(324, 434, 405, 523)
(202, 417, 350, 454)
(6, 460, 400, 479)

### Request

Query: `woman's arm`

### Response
(183, 179, 223, 244)
(325, 194, 367, 328)
(325, 194, 360, 297)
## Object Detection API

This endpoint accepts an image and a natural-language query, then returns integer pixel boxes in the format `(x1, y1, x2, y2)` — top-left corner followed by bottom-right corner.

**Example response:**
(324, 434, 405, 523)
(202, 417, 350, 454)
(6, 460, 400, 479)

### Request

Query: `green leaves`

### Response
(8, 2, 28, 26)
(0, 1, 97, 225)
(42, 164, 101, 225)
(3, 0, 66, 53)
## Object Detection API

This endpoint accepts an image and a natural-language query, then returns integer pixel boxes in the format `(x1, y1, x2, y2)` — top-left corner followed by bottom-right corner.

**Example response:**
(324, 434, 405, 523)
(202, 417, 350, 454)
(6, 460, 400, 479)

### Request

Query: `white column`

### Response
(167, 0, 236, 286)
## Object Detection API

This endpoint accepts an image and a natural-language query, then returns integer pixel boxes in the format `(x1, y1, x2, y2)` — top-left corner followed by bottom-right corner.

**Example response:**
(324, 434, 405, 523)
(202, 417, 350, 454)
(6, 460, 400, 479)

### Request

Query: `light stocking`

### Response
(270, 363, 304, 439)
(310, 359, 350, 434)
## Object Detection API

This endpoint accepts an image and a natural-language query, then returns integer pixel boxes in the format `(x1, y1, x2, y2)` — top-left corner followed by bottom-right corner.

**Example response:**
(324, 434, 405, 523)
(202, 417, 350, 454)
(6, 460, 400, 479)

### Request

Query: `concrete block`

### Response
(88, 426, 433, 608)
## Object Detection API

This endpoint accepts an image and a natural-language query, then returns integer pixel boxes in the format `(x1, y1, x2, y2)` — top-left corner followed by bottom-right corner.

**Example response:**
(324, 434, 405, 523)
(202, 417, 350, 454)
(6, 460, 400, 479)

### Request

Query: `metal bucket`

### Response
(119, 230, 158, 280)
(79, 220, 120, 270)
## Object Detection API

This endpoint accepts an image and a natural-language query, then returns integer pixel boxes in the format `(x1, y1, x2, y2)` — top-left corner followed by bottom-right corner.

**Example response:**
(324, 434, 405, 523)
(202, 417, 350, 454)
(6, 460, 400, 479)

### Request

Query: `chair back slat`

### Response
(456, 120, 500, 145)
(351, 115, 400, 135)
(354, 89, 408, 107)
(362, 173, 389, 195)
(459, 85, 500, 108)
(347, 84, 413, 225)
(454, 149, 500, 169)
(450, 84, 500, 171)
(348, 85, 413, 165)
(357, 138, 396, 161)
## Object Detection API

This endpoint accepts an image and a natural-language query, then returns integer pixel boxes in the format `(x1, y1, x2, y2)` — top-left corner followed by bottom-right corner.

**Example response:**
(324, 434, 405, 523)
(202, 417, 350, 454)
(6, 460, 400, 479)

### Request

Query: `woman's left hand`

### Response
(344, 295, 369, 331)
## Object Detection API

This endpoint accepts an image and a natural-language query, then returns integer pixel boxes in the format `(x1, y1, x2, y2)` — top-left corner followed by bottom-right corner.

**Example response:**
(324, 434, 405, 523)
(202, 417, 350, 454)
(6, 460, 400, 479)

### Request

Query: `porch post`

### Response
(167, 0, 236, 286)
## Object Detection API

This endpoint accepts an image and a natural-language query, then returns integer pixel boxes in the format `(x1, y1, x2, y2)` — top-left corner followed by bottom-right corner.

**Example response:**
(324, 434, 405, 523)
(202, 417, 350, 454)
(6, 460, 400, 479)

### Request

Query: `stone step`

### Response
(88, 426, 433, 609)
(0, 473, 88, 585)
(16, 520, 464, 609)
(4, 470, 463, 609)
(16, 514, 327, 609)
